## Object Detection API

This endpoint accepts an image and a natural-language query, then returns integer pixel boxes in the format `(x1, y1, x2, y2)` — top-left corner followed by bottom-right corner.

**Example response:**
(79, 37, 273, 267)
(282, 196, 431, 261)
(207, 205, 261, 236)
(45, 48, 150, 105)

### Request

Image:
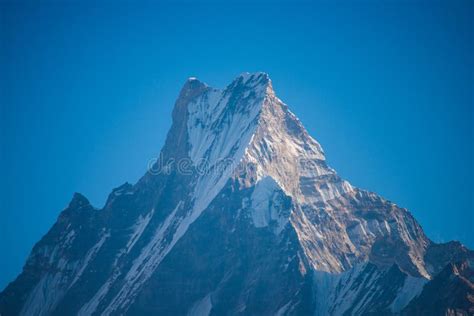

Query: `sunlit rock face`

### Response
(1, 73, 472, 316)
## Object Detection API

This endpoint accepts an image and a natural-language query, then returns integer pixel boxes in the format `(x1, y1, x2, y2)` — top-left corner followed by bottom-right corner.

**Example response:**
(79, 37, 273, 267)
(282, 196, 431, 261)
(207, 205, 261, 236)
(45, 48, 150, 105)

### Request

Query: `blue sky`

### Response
(0, 1, 472, 289)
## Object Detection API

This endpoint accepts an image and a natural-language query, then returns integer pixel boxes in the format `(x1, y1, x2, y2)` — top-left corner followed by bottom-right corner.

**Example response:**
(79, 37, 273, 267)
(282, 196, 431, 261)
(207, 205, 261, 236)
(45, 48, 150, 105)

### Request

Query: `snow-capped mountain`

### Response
(1, 73, 473, 316)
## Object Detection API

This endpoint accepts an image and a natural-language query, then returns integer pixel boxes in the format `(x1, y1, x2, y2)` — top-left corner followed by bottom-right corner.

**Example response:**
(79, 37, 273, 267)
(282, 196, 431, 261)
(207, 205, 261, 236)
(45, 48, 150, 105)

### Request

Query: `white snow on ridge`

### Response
(187, 72, 269, 167)
(390, 275, 427, 312)
(188, 72, 271, 237)
(187, 88, 226, 165)
(186, 72, 273, 238)
(125, 209, 154, 254)
(21, 231, 110, 316)
(78, 210, 154, 316)
(102, 201, 184, 315)
(69, 230, 110, 288)
(20, 273, 64, 316)
(313, 263, 428, 316)
(86, 74, 274, 315)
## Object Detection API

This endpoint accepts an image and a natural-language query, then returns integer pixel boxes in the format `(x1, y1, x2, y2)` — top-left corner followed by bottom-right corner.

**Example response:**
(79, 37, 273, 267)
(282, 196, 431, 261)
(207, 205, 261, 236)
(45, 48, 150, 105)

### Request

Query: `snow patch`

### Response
(390, 275, 427, 312)
(125, 209, 154, 253)
(187, 294, 212, 316)
(21, 231, 110, 316)
(102, 202, 184, 315)
(70, 230, 110, 288)
(250, 177, 289, 233)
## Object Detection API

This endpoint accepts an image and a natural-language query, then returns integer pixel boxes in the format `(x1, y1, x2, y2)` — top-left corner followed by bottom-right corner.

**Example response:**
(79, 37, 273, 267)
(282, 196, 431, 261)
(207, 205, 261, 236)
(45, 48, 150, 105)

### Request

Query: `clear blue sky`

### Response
(0, 1, 472, 290)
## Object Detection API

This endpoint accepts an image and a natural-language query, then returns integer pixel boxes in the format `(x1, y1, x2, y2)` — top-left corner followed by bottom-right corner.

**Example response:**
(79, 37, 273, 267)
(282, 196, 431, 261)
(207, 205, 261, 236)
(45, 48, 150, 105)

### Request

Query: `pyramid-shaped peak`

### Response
(4, 72, 473, 316)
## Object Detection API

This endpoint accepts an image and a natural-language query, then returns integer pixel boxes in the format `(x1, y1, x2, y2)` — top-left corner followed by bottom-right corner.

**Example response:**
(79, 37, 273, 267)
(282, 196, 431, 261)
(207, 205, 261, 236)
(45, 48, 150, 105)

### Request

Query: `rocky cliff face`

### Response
(1, 73, 472, 316)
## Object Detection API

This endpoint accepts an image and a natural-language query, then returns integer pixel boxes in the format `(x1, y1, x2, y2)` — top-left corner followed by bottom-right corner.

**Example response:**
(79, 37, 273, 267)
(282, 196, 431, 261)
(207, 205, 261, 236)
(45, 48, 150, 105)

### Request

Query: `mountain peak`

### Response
(178, 77, 209, 98)
(233, 71, 273, 95)
(69, 192, 91, 209)
(3, 73, 472, 316)
(176, 72, 273, 117)
(238, 71, 270, 82)
(183, 73, 274, 165)
(185, 76, 207, 86)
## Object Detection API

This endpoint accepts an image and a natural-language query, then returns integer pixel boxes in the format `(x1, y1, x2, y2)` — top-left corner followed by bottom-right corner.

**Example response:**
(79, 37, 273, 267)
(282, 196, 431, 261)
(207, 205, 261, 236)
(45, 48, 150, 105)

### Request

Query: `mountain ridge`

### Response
(1, 72, 472, 316)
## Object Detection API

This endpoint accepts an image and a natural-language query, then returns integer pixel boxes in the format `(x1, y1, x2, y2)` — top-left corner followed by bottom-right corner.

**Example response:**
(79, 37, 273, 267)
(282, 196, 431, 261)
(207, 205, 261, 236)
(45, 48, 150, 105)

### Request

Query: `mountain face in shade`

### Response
(1, 73, 472, 316)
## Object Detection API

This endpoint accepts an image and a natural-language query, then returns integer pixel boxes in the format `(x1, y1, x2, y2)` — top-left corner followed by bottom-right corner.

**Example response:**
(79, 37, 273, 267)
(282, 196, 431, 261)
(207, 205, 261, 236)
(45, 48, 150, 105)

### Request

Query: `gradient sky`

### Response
(0, 1, 472, 290)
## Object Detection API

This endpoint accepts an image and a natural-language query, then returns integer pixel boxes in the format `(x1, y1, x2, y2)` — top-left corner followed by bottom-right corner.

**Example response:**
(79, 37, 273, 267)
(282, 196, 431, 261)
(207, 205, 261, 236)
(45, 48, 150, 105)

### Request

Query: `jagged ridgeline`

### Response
(1, 73, 473, 316)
